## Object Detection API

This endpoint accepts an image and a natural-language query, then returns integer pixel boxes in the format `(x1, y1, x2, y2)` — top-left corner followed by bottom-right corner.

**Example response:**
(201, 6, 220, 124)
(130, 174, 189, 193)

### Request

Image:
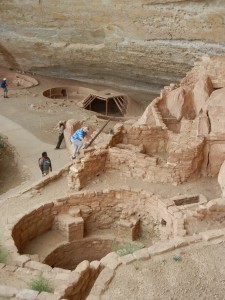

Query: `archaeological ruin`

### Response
(1, 1, 225, 300)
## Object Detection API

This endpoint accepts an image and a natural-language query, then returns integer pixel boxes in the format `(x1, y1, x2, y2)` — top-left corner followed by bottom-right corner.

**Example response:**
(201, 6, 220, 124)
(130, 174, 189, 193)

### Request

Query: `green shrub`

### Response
(112, 239, 144, 257)
(29, 273, 53, 293)
(172, 254, 182, 262)
(0, 246, 8, 263)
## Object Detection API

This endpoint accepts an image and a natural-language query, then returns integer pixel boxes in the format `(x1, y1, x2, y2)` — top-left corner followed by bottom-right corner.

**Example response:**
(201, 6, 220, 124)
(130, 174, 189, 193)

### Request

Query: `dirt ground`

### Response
(102, 240, 225, 300)
(0, 67, 225, 299)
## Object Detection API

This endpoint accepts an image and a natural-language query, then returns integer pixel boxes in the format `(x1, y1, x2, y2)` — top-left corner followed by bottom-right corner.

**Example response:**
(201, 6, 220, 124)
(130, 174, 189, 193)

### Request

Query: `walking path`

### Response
(0, 113, 70, 199)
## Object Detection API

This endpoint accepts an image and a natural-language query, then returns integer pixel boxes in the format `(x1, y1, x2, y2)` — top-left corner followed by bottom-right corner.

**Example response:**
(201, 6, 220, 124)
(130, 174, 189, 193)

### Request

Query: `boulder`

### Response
(218, 160, 225, 196)
(166, 87, 185, 120)
(193, 76, 213, 115)
(206, 88, 225, 134)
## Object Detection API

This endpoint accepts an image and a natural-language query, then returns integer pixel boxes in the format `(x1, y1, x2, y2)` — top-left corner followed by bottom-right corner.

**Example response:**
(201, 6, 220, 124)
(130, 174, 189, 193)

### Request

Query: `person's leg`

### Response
(55, 134, 64, 149)
(77, 143, 83, 155)
(72, 140, 82, 158)
(4, 88, 8, 98)
(72, 145, 78, 158)
(42, 169, 49, 176)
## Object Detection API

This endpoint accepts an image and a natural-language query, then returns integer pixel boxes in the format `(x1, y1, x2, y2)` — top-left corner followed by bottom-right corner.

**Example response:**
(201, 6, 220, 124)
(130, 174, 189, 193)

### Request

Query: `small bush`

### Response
(0, 246, 8, 263)
(112, 239, 144, 257)
(172, 254, 182, 262)
(29, 273, 53, 293)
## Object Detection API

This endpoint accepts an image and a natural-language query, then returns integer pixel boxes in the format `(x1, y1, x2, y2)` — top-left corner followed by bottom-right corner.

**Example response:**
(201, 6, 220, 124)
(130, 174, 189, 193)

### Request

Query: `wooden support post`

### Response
(84, 120, 110, 149)
(106, 98, 108, 116)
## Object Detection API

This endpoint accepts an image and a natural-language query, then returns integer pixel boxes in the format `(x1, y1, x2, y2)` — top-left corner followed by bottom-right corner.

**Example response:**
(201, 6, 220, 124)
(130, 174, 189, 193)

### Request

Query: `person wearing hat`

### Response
(70, 126, 89, 159)
(55, 121, 65, 149)
(1, 78, 8, 98)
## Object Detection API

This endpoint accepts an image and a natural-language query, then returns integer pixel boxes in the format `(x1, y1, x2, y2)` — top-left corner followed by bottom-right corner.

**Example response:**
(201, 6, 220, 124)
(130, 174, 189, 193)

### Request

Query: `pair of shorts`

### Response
(2, 87, 8, 92)
(72, 139, 82, 148)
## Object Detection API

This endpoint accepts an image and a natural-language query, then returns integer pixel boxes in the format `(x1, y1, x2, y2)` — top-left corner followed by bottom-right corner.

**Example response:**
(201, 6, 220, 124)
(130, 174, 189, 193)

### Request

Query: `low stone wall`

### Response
(67, 149, 108, 190)
(105, 144, 204, 184)
(6, 192, 225, 300)
(12, 202, 56, 252)
(124, 124, 169, 155)
(44, 239, 112, 270)
(150, 97, 167, 129)
(12, 188, 195, 258)
(0, 258, 101, 300)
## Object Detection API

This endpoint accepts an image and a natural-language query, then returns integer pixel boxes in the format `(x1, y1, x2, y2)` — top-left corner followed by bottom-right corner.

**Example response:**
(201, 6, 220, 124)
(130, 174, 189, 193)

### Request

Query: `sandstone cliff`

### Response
(0, 0, 225, 89)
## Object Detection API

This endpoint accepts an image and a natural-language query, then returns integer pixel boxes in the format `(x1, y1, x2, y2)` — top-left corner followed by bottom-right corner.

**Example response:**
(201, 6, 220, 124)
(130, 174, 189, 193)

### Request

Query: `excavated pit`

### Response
(43, 239, 113, 270)
(0, 71, 38, 89)
(12, 189, 163, 270)
(43, 86, 95, 101)
(11, 188, 217, 272)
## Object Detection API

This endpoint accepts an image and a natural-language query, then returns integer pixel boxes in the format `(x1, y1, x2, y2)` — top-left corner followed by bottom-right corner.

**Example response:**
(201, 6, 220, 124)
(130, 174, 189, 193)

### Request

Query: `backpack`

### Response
(38, 157, 42, 166)
(39, 157, 51, 171)
(1, 81, 6, 88)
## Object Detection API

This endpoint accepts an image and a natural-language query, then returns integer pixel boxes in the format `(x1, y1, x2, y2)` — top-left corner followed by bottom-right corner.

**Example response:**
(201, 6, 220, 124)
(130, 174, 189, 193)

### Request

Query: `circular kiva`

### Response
(11, 188, 208, 271)
(0, 72, 38, 89)
(11, 189, 167, 270)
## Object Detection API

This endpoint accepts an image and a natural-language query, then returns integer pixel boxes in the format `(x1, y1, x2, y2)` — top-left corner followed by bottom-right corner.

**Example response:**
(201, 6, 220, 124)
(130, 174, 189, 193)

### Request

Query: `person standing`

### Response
(38, 152, 52, 176)
(1, 78, 8, 98)
(70, 126, 89, 159)
(55, 121, 65, 149)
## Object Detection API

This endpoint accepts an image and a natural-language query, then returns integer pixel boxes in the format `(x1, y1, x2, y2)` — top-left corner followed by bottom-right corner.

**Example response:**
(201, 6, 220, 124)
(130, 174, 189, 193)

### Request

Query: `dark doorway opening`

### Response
(86, 97, 123, 116)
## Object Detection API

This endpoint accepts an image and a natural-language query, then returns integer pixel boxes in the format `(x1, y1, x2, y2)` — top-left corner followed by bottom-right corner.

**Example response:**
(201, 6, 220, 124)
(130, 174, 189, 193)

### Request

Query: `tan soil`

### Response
(0, 67, 224, 299)
(102, 240, 225, 300)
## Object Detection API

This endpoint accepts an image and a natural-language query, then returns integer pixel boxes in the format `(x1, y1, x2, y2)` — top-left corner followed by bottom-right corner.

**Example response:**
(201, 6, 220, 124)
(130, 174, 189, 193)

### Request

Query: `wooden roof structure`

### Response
(82, 90, 128, 116)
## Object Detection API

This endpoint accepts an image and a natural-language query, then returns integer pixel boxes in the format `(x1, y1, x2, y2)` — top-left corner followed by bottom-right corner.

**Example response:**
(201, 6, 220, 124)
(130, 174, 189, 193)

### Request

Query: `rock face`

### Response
(206, 88, 225, 134)
(1, 1, 225, 88)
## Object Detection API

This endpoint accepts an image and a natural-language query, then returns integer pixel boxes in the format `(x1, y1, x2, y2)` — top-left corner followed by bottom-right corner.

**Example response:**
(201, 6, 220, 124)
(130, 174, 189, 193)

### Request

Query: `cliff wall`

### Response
(0, 0, 225, 88)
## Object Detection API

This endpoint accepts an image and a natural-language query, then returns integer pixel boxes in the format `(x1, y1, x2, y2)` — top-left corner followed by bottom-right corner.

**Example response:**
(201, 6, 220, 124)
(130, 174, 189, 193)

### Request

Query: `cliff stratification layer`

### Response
(1, 0, 225, 88)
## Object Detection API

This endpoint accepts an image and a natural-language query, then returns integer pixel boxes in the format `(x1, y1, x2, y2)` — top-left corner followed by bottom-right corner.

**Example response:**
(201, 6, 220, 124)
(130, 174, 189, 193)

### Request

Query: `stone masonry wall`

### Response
(43, 239, 112, 270)
(123, 124, 169, 155)
(12, 188, 191, 258)
(105, 141, 204, 184)
(67, 149, 108, 190)
(9, 190, 224, 299)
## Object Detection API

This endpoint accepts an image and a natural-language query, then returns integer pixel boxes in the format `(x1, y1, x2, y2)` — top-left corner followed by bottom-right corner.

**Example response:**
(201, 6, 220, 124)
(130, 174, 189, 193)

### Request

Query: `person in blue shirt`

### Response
(1, 78, 8, 98)
(70, 126, 89, 159)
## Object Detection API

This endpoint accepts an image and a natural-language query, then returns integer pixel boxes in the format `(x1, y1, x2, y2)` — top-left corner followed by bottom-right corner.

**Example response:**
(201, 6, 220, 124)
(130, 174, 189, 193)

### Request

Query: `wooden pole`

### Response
(84, 120, 110, 149)
(106, 98, 108, 116)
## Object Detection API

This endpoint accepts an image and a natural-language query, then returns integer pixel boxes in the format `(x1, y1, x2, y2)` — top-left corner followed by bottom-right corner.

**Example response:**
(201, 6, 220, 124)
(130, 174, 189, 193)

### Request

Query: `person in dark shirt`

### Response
(38, 152, 52, 177)
(1, 78, 8, 98)
(55, 121, 65, 149)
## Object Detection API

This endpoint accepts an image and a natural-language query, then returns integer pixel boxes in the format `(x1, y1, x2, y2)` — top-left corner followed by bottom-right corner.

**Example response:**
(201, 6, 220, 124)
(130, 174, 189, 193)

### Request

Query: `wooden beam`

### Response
(83, 95, 95, 108)
(113, 98, 124, 115)
(115, 97, 126, 113)
(106, 98, 108, 116)
(84, 120, 111, 149)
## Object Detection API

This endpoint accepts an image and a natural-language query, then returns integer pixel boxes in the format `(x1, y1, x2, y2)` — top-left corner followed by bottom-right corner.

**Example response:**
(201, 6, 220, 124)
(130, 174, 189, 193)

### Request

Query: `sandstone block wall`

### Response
(68, 149, 108, 190)
(124, 125, 169, 155)
(12, 203, 55, 252)
(43, 239, 112, 270)
(12, 188, 199, 260)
